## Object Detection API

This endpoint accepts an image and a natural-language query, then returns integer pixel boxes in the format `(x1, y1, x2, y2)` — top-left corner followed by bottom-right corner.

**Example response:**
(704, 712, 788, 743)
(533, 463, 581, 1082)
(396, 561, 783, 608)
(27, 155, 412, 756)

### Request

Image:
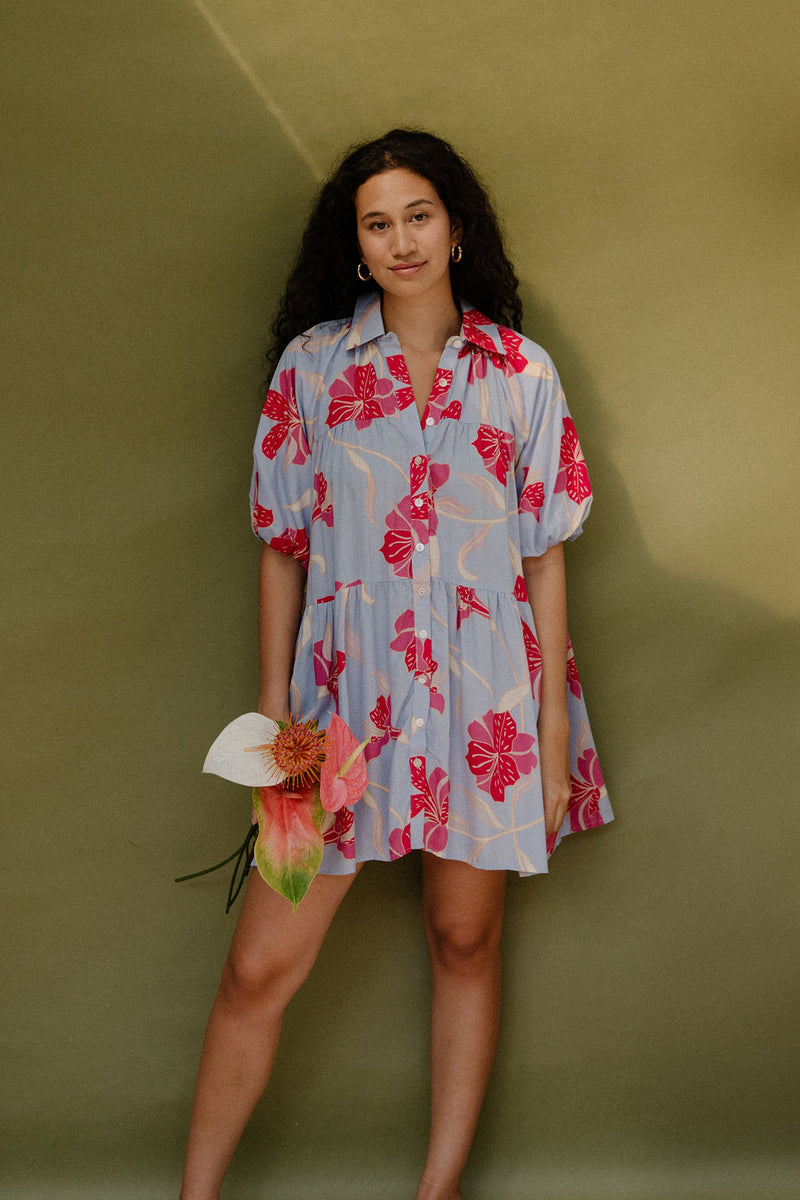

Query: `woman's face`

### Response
(355, 168, 461, 304)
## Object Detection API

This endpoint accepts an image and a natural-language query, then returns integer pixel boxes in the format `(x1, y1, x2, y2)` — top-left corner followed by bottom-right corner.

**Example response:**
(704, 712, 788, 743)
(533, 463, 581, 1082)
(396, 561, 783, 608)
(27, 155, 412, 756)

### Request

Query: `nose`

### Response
(390, 223, 416, 258)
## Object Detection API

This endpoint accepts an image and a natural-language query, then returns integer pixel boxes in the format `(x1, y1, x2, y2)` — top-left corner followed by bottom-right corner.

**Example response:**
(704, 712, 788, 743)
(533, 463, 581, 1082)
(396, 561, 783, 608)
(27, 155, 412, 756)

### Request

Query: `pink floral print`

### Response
(461, 309, 499, 354)
(456, 586, 491, 629)
(380, 495, 427, 577)
(251, 502, 273, 531)
(567, 639, 582, 699)
(497, 327, 529, 375)
(556, 416, 591, 503)
(458, 315, 528, 380)
(380, 463, 449, 575)
(269, 527, 309, 570)
(521, 621, 542, 700)
(312, 472, 334, 527)
(422, 369, 457, 423)
(385, 354, 417, 414)
(410, 756, 450, 852)
(327, 363, 395, 429)
(460, 345, 491, 384)
(390, 610, 445, 714)
(568, 749, 606, 832)
(313, 635, 345, 706)
(466, 710, 538, 803)
(409, 453, 429, 494)
(323, 806, 355, 858)
(472, 425, 516, 484)
(519, 473, 545, 521)
(389, 823, 411, 860)
(364, 694, 402, 762)
(260, 368, 310, 465)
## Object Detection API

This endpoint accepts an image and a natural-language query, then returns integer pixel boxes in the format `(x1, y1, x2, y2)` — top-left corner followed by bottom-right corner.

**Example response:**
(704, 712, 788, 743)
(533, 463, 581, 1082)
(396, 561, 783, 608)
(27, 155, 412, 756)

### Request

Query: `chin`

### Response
(381, 269, 451, 302)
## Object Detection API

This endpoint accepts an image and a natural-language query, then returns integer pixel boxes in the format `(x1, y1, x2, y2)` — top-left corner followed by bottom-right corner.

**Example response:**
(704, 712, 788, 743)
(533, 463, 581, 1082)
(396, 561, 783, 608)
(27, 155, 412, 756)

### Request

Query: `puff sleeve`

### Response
(249, 349, 314, 570)
(514, 351, 592, 558)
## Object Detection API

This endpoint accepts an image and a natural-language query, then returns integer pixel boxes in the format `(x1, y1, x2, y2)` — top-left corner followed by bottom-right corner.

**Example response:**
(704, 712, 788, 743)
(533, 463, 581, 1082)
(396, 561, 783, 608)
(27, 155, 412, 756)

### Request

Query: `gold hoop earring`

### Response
(357, 262, 372, 282)
(450, 244, 463, 263)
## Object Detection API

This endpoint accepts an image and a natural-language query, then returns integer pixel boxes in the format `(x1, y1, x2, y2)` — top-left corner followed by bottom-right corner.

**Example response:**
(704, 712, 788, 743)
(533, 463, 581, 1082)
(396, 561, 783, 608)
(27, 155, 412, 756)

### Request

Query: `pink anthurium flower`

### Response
(252, 785, 323, 912)
(319, 714, 369, 812)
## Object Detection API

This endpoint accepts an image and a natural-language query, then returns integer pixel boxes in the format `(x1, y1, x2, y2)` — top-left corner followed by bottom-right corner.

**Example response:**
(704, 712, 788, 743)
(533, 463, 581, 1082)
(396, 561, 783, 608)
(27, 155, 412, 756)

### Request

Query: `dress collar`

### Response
(346, 291, 506, 357)
(345, 291, 386, 350)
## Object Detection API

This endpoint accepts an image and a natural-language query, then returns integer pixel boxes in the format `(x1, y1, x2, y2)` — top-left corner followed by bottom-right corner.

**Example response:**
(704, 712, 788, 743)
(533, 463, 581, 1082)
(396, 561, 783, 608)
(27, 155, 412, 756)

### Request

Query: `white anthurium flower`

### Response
(202, 712, 287, 787)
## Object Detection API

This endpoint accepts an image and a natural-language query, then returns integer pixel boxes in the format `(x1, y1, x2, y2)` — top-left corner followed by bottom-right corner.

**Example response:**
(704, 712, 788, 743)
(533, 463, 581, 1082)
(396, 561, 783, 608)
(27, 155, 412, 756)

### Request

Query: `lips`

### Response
(390, 262, 424, 276)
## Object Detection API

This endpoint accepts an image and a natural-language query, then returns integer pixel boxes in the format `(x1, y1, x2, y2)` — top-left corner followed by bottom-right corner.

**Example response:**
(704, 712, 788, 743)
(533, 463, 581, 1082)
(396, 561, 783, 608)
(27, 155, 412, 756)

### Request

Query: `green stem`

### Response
(175, 823, 259, 914)
(174, 847, 243, 883)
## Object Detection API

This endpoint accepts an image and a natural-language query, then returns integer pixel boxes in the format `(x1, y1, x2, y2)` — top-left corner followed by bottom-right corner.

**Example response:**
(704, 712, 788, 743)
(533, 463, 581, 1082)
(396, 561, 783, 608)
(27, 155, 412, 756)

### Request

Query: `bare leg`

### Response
(416, 855, 507, 1200)
(179, 865, 360, 1200)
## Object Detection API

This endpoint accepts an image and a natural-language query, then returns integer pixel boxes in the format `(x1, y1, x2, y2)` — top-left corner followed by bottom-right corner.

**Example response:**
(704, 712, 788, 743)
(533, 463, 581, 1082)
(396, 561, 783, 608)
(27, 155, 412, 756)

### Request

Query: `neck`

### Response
(381, 286, 462, 354)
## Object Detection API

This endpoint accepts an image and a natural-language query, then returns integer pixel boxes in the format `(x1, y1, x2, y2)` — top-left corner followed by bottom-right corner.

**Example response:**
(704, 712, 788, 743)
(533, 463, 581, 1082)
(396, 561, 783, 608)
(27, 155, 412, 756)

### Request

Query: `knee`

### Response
(425, 914, 502, 976)
(216, 943, 312, 1014)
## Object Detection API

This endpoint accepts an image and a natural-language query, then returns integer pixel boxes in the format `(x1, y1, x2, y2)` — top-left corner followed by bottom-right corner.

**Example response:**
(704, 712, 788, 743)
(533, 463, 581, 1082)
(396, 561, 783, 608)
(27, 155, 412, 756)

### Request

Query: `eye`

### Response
(410, 212, 429, 223)
(368, 220, 389, 231)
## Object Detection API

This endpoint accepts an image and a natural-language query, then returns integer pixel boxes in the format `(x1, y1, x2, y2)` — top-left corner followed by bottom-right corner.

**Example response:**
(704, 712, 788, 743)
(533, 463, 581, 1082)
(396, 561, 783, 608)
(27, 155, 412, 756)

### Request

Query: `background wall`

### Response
(2, 1, 798, 1197)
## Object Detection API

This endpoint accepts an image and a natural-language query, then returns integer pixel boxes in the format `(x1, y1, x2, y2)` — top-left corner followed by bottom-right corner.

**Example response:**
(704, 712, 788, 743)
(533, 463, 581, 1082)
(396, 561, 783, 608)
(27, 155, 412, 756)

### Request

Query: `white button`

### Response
(412, 757, 422, 766)
(425, 417, 435, 426)
(415, 542, 425, 552)
(417, 585, 428, 595)
(453, 338, 464, 349)
(418, 629, 428, 639)
(414, 718, 424, 728)
(414, 497, 424, 507)
(413, 455, 423, 464)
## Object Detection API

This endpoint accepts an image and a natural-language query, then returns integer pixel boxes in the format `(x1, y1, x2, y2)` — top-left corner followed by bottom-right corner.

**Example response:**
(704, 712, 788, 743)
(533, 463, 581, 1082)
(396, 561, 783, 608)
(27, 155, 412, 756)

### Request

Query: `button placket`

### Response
(409, 451, 432, 776)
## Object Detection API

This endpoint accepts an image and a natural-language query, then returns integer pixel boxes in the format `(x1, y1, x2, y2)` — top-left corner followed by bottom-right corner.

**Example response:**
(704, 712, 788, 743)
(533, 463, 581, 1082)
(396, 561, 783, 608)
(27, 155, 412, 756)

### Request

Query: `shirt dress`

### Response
(250, 291, 613, 876)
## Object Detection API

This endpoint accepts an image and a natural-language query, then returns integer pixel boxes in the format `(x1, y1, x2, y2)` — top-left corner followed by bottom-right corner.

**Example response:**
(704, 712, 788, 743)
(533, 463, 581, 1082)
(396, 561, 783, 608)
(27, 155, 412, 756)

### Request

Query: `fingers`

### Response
(543, 784, 571, 836)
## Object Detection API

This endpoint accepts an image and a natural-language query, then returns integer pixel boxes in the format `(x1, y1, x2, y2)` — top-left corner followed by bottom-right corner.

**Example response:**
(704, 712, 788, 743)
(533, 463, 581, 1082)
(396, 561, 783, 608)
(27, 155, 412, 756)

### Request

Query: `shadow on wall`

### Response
(479, 291, 800, 1180)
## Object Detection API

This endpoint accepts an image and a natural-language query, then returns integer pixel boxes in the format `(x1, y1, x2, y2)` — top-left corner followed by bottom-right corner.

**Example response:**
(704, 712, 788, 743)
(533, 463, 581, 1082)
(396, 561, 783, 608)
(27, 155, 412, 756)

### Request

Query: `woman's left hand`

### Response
(537, 713, 572, 838)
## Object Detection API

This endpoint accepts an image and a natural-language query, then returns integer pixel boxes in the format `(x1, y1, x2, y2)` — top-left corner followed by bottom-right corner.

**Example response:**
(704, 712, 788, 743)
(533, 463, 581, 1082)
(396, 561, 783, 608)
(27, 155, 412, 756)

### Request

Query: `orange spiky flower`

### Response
(266, 716, 326, 788)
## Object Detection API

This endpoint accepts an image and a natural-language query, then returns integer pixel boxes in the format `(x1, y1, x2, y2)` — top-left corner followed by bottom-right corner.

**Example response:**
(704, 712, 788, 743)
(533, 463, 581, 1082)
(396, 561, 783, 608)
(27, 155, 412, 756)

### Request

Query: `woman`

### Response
(180, 128, 612, 1200)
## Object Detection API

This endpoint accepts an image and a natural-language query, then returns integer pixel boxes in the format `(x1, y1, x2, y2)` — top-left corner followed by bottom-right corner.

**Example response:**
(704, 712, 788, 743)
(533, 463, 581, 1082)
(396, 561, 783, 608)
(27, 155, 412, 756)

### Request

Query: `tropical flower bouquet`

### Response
(177, 713, 368, 911)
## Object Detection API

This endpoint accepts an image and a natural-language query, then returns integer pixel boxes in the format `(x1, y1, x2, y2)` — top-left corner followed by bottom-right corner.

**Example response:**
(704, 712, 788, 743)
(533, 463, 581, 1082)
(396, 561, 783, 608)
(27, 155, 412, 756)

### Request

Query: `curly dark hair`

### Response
(266, 128, 522, 375)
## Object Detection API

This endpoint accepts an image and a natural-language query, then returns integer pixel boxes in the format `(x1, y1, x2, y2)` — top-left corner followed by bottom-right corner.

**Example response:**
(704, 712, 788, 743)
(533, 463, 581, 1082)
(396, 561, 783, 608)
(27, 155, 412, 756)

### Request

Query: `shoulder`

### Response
(268, 316, 356, 408)
(267, 316, 356, 423)
(282, 315, 354, 358)
(495, 324, 559, 384)
(274, 317, 357, 399)
(459, 304, 559, 384)
(479, 325, 568, 442)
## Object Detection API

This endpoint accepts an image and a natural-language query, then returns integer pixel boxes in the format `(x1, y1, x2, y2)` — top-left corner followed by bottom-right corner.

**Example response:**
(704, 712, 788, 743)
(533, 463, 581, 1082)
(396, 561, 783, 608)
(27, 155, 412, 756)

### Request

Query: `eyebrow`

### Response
(360, 199, 436, 220)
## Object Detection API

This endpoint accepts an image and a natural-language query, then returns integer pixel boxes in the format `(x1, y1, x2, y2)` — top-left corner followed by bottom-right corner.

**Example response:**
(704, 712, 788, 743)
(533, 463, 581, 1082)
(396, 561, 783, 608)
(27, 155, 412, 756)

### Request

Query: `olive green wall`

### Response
(3, 1, 798, 1197)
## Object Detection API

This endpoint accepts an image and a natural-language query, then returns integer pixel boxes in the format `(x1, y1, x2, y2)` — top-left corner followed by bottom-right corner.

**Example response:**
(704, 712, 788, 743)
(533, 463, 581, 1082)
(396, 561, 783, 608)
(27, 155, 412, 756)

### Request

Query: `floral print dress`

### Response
(250, 292, 612, 875)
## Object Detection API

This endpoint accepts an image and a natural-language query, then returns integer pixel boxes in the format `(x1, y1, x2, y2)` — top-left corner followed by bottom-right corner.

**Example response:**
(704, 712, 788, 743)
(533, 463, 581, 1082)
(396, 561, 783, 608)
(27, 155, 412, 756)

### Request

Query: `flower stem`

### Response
(175, 823, 259, 913)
